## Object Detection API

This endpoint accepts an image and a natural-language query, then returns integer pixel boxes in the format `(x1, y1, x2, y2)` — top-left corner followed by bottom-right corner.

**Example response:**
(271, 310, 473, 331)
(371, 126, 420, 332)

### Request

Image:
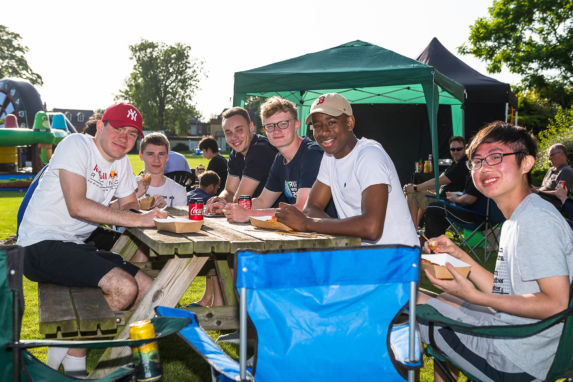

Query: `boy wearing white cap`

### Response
(276, 93, 418, 247)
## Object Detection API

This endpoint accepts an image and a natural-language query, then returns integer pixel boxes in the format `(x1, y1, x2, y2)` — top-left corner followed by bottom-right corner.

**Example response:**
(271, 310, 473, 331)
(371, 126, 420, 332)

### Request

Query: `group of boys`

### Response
(16, 92, 573, 380)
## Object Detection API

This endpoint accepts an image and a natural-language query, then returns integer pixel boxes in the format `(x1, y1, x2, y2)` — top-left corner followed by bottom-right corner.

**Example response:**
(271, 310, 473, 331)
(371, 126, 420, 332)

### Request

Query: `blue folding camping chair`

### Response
(157, 244, 422, 381)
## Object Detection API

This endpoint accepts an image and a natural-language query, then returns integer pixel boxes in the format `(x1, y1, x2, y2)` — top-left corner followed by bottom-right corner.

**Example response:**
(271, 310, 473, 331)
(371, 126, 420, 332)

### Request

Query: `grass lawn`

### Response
(2, 152, 495, 381)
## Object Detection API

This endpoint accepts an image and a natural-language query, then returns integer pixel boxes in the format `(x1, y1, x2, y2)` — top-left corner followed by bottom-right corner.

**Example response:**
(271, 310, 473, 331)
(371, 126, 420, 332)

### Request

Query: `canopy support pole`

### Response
(422, 78, 441, 196)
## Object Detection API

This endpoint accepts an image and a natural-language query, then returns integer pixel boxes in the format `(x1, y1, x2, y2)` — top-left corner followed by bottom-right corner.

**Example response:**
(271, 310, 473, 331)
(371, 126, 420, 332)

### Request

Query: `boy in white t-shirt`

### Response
(17, 103, 167, 376)
(276, 93, 418, 247)
(136, 132, 187, 208)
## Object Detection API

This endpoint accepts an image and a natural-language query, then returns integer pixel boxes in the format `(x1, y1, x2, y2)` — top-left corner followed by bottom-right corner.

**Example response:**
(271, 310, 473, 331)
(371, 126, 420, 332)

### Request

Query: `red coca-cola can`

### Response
(189, 198, 204, 221)
(238, 195, 252, 210)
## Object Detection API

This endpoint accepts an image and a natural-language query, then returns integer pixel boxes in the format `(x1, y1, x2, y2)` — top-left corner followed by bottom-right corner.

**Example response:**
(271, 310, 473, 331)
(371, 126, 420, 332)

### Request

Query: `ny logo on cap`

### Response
(127, 109, 138, 121)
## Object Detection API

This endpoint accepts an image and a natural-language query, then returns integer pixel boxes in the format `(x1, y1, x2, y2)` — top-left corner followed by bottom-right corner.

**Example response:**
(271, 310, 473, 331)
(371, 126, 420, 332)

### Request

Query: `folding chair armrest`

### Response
(432, 199, 486, 217)
(155, 306, 253, 381)
(416, 304, 573, 338)
(15, 316, 191, 350)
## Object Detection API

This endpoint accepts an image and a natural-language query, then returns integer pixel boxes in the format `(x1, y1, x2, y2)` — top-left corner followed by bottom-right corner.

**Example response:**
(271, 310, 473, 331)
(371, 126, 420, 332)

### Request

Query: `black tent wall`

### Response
(353, 104, 454, 186)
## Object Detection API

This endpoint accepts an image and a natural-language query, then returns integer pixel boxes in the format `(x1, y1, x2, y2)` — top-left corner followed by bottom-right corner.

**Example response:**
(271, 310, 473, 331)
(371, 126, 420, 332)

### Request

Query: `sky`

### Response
(2, 0, 521, 121)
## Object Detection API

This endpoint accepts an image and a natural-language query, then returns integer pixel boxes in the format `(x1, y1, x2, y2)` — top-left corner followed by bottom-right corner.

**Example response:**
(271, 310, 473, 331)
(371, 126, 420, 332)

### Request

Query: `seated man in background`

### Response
(224, 96, 336, 223)
(532, 143, 573, 207)
(164, 148, 192, 174)
(204, 107, 278, 214)
(17, 103, 167, 376)
(403, 136, 469, 228)
(418, 122, 573, 382)
(187, 170, 220, 204)
(555, 185, 573, 226)
(276, 93, 418, 247)
(198, 136, 228, 194)
(423, 174, 487, 239)
(136, 132, 188, 208)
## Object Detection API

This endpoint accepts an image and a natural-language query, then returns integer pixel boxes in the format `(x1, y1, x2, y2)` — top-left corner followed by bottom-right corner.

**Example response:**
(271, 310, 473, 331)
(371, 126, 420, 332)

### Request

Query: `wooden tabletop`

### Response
(127, 206, 362, 256)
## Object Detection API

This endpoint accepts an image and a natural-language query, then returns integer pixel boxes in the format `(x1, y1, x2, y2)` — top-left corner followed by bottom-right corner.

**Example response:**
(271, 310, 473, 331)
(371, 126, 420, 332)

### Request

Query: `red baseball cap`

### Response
(102, 103, 144, 137)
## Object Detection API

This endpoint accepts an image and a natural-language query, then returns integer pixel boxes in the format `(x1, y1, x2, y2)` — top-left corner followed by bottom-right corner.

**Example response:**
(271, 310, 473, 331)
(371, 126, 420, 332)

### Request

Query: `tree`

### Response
(0, 25, 43, 85)
(459, 0, 573, 108)
(117, 40, 205, 135)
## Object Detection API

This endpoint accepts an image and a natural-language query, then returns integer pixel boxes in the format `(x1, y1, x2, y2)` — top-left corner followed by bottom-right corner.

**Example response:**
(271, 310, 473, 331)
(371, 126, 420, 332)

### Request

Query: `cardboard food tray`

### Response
(421, 253, 471, 279)
(249, 216, 293, 232)
(138, 196, 155, 210)
(154, 217, 203, 233)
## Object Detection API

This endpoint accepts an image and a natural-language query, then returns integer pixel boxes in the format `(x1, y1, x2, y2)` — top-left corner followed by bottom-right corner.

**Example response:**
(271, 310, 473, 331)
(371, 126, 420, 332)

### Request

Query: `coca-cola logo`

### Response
(190, 207, 203, 215)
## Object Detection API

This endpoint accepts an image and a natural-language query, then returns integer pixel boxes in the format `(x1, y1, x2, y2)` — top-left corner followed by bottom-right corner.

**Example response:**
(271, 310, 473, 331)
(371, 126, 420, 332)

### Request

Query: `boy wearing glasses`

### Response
(403, 136, 469, 228)
(205, 107, 277, 214)
(224, 96, 335, 222)
(276, 93, 418, 247)
(418, 121, 573, 382)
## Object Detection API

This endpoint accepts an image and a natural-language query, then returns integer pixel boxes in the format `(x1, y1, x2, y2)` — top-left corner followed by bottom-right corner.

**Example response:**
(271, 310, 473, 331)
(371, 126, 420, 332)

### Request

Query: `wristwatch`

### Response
(413, 185, 418, 191)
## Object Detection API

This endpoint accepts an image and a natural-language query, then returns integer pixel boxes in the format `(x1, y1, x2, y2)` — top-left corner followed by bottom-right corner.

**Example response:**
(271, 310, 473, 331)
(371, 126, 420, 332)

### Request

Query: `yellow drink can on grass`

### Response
(129, 320, 162, 381)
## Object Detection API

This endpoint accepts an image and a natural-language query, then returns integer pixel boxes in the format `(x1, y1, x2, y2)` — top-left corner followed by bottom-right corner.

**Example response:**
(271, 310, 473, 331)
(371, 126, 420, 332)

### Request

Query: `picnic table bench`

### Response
(38, 283, 127, 339)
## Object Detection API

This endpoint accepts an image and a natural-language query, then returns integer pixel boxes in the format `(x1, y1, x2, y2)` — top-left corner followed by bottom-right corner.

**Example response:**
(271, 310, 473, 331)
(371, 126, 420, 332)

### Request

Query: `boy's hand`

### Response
(222, 203, 250, 223)
(275, 203, 308, 232)
(424, 263, 479, 303)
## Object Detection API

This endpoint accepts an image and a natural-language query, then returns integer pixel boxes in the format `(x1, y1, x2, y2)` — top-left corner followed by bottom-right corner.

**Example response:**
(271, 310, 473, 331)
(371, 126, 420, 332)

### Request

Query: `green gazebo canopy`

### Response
(233, 40, 466, 193)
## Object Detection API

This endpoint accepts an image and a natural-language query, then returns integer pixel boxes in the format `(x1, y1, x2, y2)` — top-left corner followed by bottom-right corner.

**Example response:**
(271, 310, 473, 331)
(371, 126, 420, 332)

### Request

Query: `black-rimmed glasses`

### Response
(262, 120, 291, 133)
(450, 147, 464, 152)
(467, 152, 524, 171)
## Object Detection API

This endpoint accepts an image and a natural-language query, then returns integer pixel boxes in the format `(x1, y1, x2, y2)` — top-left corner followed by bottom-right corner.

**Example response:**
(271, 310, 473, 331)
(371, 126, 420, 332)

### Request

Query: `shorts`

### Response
(418, 298, 538, 382)
(407, 191, 433, 211)
(23, 239, 140, 288)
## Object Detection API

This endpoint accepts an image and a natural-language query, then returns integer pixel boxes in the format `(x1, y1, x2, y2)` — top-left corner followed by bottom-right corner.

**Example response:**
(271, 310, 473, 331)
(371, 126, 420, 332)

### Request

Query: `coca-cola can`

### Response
(189, 198, 204, 221)
(238, 195, 252, 210)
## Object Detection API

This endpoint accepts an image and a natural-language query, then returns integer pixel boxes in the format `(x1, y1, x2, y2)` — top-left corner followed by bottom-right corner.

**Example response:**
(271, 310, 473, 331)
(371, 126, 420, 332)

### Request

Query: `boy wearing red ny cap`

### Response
(17, 103, 167, 376)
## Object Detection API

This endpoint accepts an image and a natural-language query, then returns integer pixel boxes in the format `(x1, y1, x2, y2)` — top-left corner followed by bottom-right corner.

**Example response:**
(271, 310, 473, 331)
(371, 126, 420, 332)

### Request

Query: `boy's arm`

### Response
(427, 266, 570, 319)
(59, 169, 164, 227)
(278, 182, 388, 241)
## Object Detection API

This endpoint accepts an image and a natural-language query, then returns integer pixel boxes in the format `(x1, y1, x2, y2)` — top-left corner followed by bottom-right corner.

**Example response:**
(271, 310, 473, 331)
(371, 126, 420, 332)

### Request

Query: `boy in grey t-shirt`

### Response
(418, 122, 573, 382)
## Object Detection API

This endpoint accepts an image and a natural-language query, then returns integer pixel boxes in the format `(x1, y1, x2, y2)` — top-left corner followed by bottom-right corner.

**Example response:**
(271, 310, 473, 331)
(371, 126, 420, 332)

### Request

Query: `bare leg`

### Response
(133, 270, 153, 308)
(131, 247, 149, 263)
(195, 276, 215, 306)
(406, 193, 421, 227)
(98, 267, 139, 311)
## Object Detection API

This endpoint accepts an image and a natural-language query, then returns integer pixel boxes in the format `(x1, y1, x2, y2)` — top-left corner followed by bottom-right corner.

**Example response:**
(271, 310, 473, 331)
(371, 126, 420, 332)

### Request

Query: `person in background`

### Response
(532, 143, 573, 207)
(136, 132, 188, 208)
(187, 170, 220, 204)
(204, 107, 278, 215)
(198, 137, 227, 194)
(224, 96, 336, 223)
(418, 122, 573, 382)
(423, 174, 486, 239)
(403, 137, 469, 228)
(276, 93, 418, 247)
(17, 103, 167, 377)
(82, 113, 102, 136)
(164, 149, 192, 174)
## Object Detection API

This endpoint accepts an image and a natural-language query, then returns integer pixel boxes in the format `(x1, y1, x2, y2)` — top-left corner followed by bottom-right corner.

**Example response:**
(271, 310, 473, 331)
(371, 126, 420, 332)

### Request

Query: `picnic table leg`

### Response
(110, 233, 140, 262)
(214, 255, 238, 306)
(88, 255, 209, 378)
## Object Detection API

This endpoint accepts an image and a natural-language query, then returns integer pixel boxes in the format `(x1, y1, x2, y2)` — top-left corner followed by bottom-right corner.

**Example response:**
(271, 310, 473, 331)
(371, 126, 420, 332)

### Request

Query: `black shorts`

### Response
(23, 239, 140, 288)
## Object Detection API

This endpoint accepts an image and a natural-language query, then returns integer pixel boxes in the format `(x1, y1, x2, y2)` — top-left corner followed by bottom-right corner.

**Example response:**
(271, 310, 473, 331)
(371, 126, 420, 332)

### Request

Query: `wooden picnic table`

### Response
(90, 206, 361, 378)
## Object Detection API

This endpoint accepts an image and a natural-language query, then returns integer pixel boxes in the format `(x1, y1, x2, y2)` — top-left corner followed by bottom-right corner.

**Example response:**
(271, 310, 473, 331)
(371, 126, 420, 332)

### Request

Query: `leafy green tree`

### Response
(0, 25, 43, 85)
(459, 0, 573, 108)
(514, 87, 560, 136)
(118, 40, 205, 135)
